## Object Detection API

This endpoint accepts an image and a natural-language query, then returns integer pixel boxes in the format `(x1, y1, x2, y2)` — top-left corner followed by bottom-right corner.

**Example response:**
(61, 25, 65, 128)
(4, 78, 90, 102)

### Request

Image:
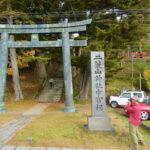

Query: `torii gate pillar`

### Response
(0, 33, 8, 113)
(62, 31, 75, 112)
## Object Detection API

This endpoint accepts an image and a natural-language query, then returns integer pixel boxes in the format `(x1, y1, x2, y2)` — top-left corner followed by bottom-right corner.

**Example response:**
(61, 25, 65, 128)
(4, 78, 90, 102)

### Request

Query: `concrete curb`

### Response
(0, 145, 119, 150)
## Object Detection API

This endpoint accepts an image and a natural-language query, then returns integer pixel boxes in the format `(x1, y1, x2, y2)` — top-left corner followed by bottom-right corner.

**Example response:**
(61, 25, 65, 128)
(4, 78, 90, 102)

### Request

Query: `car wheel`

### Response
(141, 111, 149, 121)
(111, 101, 118, 108)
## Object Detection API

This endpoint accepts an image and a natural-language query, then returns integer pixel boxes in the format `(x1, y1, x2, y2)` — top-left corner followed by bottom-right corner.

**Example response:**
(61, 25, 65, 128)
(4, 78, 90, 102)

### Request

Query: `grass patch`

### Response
(142, 120, 150, 127)
(5, 100, 37, 112)
(0, 114, 18, 127)
(8, 104, 150, 150)
(74, 98, 90, 104)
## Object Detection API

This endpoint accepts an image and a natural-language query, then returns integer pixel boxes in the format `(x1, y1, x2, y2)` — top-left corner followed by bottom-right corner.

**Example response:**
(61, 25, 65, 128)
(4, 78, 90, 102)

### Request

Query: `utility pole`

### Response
(128, 45, 130, 58)
(140, 73, 142, 91)
(131, 55, 134, 91)
(129, 45, 134, 91)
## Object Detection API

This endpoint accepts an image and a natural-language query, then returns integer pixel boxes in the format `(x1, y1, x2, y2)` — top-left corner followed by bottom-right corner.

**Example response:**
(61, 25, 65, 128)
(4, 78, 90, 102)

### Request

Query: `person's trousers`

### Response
(129, 122, 145, 149)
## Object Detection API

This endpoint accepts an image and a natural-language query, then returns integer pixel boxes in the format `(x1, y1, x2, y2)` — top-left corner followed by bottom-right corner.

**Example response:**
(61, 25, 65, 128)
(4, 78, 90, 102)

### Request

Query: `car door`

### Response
(118, 93, 131, 106)
(141, 100, 150, 112)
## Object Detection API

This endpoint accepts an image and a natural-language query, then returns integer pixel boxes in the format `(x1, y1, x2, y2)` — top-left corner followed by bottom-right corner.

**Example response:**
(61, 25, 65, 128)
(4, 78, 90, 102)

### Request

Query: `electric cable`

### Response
(0, 9, 150, 24)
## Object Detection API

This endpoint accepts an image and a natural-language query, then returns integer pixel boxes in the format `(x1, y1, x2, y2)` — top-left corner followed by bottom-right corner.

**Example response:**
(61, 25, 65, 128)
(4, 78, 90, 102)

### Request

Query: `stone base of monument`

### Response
(88, 116, 114, 132)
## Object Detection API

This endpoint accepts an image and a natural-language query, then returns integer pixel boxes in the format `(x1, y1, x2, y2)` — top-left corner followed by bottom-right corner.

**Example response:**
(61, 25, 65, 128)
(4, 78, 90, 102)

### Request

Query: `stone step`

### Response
(41, 92, 62, 95)
(37, 78, 63, 103)
(40, 94, 62, 97)
(39, 96, 61, 100)
(44, 89, 63, 91)
(39, 96, 61, 99)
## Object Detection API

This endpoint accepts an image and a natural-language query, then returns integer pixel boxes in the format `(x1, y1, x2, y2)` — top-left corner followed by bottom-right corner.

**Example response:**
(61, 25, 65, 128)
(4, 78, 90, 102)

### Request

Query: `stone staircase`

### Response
(37, 78, 63, 102)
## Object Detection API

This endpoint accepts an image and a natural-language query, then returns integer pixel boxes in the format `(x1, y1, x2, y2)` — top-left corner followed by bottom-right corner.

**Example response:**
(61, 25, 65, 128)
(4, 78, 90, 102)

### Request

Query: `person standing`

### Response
(126, 97, 146, 150)
(49, 78, 54, 88)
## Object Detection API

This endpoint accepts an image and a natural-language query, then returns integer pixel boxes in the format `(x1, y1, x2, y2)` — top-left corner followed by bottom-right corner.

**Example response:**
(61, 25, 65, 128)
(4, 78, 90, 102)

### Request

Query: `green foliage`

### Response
(74, 36, 87, 40)
(72, 54, 90, 68)
(107, 58, 150, 99)
(74, 98, 89, 104)
(111, 0, 150, 9)
(142, 43, 150, 52)
(0, 0, 150, 80)
(23, 56, 51, 64)
(143, 70, 150, 91)
(105, 59, 123, 78)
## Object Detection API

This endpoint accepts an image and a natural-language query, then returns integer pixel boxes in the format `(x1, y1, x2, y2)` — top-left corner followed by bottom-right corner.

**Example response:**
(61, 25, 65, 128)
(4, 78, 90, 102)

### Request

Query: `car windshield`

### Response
(120, 93, 131, 98)
(133, 93, 142, 98)
(141, 100, 150, 105)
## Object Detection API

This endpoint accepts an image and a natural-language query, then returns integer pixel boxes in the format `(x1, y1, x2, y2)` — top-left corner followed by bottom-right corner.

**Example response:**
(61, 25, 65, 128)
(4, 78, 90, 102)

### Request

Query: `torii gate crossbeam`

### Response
(0, 19, 92, 113)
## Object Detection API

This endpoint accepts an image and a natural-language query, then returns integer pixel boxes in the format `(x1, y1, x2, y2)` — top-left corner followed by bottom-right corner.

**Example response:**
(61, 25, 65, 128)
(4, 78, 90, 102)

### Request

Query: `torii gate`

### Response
(0, 19, 92, 113)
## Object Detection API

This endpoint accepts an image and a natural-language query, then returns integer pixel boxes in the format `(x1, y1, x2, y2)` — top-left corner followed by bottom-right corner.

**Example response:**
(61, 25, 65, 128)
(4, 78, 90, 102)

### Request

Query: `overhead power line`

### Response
(0, 8, 150, 17)
(0, 9, 150, 24)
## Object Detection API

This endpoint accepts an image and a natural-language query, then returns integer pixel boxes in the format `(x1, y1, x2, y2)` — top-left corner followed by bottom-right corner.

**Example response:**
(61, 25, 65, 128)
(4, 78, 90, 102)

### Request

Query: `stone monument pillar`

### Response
(88, 51, 113, 131)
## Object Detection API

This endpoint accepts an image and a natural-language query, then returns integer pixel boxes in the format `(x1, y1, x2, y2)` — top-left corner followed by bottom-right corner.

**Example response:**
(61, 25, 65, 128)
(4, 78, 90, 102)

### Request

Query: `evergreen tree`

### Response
(0, 0, 25, 100)
(0, 0, 150, 100)
(70, 0, 150, 99)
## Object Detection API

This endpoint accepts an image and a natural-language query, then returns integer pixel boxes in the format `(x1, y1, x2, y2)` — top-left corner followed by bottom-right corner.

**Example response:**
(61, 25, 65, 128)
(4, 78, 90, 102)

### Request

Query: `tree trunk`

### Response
(139, 46, 142, 53)
(79, 64, 91, 100)
(35, 61, 47, 78)
(10, 44, 24, 100)
(72, 66, 77, 78)
(8, 15, 23, 100)
(47, 61, 59, 77)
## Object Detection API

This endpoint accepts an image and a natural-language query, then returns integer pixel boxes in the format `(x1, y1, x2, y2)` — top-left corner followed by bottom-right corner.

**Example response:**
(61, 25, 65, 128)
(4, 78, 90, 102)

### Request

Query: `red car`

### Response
(124, 99, 150, 121)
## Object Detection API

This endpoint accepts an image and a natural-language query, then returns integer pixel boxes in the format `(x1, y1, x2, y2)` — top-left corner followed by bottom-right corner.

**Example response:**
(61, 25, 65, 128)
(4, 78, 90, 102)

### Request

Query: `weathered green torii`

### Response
(0, 19, 92, 113)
